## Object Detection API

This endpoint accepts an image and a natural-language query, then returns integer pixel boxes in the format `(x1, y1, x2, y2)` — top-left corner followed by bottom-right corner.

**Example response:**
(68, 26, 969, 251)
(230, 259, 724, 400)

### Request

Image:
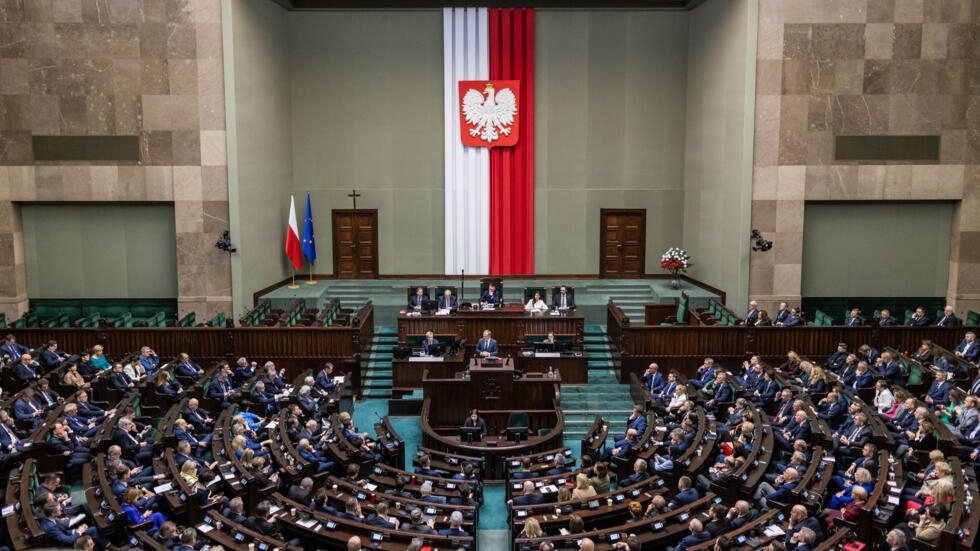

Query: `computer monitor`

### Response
(459, 426, 483, 443)
(392, 346, 411, 360)
(534, 341, 556, 353)
(426, 342, 446, 356)
(504, 427, 530, 443)
(422, 299, 439, 312)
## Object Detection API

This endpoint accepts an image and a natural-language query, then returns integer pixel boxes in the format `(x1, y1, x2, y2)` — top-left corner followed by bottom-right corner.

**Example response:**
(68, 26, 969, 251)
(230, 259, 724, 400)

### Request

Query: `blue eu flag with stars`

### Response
(302, 193, 316, 263)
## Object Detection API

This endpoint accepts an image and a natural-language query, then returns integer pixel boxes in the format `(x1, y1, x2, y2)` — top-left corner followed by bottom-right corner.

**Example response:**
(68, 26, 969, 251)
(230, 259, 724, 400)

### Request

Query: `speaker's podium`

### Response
(419, 356, 565, 481)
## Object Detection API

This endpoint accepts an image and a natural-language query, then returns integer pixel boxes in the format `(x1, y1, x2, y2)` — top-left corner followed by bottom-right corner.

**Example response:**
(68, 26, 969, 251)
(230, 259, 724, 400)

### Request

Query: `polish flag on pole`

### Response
(285, 195, 302, 270)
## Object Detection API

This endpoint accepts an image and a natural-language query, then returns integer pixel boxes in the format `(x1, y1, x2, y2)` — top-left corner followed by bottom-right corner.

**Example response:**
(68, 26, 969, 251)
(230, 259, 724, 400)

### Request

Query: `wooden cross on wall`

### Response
(348, 189, 361, 209)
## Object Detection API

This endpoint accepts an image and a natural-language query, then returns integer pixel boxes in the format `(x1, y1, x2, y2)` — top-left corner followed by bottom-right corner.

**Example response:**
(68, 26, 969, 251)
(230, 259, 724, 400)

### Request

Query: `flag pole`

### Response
(288, 271, 299, 289)
(306, 263, 316, 284)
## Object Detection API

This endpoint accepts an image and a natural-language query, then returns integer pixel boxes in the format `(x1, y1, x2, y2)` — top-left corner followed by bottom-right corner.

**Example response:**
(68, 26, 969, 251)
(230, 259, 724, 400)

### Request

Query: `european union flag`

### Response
(301, 193, 316, 263)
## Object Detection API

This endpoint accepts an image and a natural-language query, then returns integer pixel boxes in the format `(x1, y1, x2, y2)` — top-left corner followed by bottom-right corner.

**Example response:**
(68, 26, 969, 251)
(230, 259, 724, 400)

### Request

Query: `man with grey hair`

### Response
(691, 358, 715, 389)
(509, 481, 544, 507)
(885, 529, 907, 551)
(422, 331, 440, 355)
(671, 519, 710, 551)
(621, 458, 650, 486)
(403, 508, 435, 534)
(793, 527, 816, 548)
(224, 496, 245, 524)
(287, 477, 314, 503)
(753, 467, 799, 508)
(438, 510, 466, 536)
(956, 331, 978, 362)
(346, 535, 361, 551)
(406, 539, 424, 551)
(418, 482, 446, 504)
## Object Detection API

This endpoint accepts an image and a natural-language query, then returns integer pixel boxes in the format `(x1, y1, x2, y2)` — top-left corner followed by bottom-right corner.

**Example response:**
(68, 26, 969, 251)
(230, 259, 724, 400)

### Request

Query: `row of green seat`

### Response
(659, 293, 688, 326)
(241, 300, 272, 327)
(282, 302, 306, 327)
(699, 298, 737, 325)
(807, 310, 834, 326)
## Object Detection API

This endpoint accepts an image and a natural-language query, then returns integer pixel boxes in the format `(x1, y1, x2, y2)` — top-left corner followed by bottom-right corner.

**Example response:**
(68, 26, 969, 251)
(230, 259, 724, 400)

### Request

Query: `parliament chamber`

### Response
(2, 0, 980, 550)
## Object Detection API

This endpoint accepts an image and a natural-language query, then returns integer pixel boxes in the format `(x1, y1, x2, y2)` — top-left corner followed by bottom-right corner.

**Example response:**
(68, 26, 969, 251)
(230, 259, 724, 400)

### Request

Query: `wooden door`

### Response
(600, 209, 646, 278)
(332, 209, 379, 279)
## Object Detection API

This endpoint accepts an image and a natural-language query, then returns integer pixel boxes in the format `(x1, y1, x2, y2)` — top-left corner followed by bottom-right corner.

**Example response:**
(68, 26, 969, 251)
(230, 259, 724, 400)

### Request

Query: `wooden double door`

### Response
(600, 208, 646, 278)
(332, 209, 378, 279)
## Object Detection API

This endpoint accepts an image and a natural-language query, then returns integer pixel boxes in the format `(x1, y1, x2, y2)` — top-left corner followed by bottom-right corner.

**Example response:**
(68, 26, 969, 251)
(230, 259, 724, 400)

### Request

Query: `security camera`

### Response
(215, 231, 236, 253)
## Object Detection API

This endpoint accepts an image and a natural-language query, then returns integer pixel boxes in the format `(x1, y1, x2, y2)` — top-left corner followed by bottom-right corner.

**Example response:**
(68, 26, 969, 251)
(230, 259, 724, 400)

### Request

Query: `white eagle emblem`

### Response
(462, 82, 517, 144)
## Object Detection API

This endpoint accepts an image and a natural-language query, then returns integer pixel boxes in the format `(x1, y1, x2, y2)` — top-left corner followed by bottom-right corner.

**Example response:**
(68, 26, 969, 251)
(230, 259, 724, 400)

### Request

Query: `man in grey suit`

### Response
(950, 395, 979, 439)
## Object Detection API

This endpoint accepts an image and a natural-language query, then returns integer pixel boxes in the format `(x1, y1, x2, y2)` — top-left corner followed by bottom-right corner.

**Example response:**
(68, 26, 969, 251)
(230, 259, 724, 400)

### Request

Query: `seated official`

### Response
(234, 356, 255, 386)
(0, 334, 29, 363)
(907, 307, 930, 326)
(879, 309, 896, 326)
(525, 291, 548, 312)
(438, 511, 466, 537)
(480, 284, 501, 307)
(174, 418, 211, 457)
(421, 331, 441, 355)
(753, 467, 798, 508)
(508, 481, 544, 508)
(476, 329, 498, 357)
(208, 373, 235, 410)
(108, 363, 135, 391)
(614, 405, 648, 444)
(844, 308, 862, 327)
(642, 362, 665, 394)
(155, 370, 184, 397)
(62, 403, 99, 438)
(123, 357, 147, 383)
(112, 417, 153, 466)
(138, 346, 159, 374)
(89, 344, 111, 371)
(47, 421, 91, 472)
(13, 353, 41, 382)
(667, 476, 699, 510)
(122, 487, 167, 530)
(438, 288, 458, 311)
(552, 285, 575, 310)
(408, 287, 428, 310)
(956, 331, 979, 363)
(40, 501, 101, 548)
(182, 398, 214, 432)
(936, 305, 960, 327)
(37, 379, 62, 407)
(14, 393, 45, 427)
(314, 362, 337, 395)
(175, 352, 204, 380)
(40, 340, 70, 369)
(775, 307, 801, 327)
(243, 501, 286, 542)
(463, 409, 488, 436)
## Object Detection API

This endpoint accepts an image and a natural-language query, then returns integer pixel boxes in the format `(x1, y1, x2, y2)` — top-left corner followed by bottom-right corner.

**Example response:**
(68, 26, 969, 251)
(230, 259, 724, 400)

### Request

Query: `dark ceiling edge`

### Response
(269, 0, 707, 9)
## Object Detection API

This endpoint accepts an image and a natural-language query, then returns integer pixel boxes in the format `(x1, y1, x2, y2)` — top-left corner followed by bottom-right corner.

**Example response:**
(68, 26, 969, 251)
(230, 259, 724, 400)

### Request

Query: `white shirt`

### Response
(123, 363, 145, 380)
(875, 388, 895, 413)
(525, 299, 548, 312)
(668, 393, 688, 408)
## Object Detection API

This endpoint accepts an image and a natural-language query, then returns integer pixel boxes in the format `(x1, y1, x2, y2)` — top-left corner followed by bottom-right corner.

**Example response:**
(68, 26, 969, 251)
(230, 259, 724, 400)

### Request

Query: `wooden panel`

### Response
(600, 208, 646, 278)
(332, 209, 378, 278)
(397, 309, 585, 347)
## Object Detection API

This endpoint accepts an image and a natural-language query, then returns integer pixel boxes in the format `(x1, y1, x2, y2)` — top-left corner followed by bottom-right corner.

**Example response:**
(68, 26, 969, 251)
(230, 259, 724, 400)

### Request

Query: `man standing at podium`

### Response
(552, 286, 575, 310)
(409, 287, 428, 310)
(421, 332, 440, 355)
(438, 289, 458, 311)
(480, 284, 500, 307)
(477, 330, 498, 357)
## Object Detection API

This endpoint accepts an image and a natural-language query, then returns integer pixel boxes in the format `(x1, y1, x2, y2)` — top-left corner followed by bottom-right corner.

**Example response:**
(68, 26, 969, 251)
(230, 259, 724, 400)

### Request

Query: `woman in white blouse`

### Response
(525, 291, 549, 312)
(666, 385, 688, 414)
(123, 357, 147, 382)
(873, 379, 895, 414)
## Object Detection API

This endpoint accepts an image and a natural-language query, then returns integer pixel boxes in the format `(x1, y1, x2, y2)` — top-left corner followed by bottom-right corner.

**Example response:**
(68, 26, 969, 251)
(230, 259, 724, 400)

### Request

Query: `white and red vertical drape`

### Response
(443, 7, 535, 276)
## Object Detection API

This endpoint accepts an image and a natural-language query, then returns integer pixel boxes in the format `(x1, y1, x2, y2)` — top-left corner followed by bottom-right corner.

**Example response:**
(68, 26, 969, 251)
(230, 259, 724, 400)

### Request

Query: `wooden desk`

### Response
(420, 399, 564, 481)
(391, 350, 466, 390)
(397, 308, 585, 354)
(422, 363, 559, 426)
(517, 350, 588, 384)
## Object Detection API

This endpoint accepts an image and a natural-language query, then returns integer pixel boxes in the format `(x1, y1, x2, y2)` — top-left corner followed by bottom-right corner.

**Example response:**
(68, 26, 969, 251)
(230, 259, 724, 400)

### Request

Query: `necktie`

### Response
(849, 427, 860, 441)
(969, 423, 980, 440)
(972, 379, 980, 395)
(562, 295, 566, 308)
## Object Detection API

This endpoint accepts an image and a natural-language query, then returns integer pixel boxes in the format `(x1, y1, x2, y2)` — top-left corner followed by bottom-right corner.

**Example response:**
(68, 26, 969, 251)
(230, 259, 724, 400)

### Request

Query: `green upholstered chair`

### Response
(507, 412, 529, 429)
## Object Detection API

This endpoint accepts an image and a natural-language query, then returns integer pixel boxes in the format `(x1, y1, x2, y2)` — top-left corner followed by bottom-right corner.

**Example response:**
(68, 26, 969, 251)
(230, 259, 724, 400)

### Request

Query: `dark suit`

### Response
(176, 360, 202, 379)
(879, 361, 904, 387)
(0, 342, 29, 360)
(743, 309, 758, 326)
(479, 290, 500, 305)
(926, 380, 951, 405)
(774, 309, 790, 325)
(552, 292, 575, 310)
(512, 492, 544, 506)
(936, 314, 960, 327)
(13, 361, 40, 381)
(463, 416, 488, 436)
(421, 338, 441, 355)
(243, 517, 284, 541)
(438, 295, 459, 310)
(408, 294, 429, 309)
(673, 531, 712, 551)
(879, 317, 896, 326)
(907, 315, 930, 327)
(108, 371, 133, 390)
(476, 338, 498, 356)
(668, 488, 699, 510)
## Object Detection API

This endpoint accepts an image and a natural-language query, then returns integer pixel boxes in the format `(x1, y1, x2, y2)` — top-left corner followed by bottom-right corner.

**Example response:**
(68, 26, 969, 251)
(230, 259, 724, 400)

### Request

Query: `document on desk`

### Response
(409, 356, 443, 362)
(763, 525, 785, 537)
(535, 352, 560, 358)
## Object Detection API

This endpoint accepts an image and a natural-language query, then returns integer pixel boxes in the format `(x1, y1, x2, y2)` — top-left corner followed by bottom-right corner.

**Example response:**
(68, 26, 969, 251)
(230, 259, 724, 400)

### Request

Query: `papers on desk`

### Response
(333, 376, 345, 384)
(297, 518, 318, 529)
(534, 352, 560, 358)
(888, 495, 900, 505)
(154, 483, 173, 493)
(265, 421, 277, 430)
(207, 477, 221, 488)
(763, 525, 786, 537)
(197, 524, 214, 533)
(540, 485, 559, 494)
(549, 310, 561, 316)
(222, 472, 236, 480)
(409, 356, 443, 362)
(364, 483, 378, 491)
(1, 505, 14, 518)
(435, 309, 451, 316)
(269, 505, 282, 515)
(68, 514, 86, 528)
(559, 528, 570, 536)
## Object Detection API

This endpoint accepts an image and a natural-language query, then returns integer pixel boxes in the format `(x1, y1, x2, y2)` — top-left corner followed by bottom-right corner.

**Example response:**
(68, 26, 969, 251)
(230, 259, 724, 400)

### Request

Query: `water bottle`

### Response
(548, 366, 554, 379)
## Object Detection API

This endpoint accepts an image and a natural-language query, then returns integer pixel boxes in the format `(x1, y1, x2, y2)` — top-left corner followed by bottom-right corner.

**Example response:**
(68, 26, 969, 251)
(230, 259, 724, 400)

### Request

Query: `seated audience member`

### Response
(956, 331, 979, 363)
(670, 519, 711, 551)
(463, 409, 488, 436)
(776, 308, 801, 326)
(40, 501, 101, 548)
(47, 421, 91, 472)
(63, 363, 90, 389)
(14, 353, 42, 382)
(123, 356, 147, 383)
(138, 346, 159, 374)
(509, 481, 544, 507)
(642, 363, 665, 394)
(107, 362, 134, 391)
(41, 340, 70, 368)
(614, 405, 648, 444)
(656, 372, 681, 408)
(155, 370, 184, 397)
(705, 372, 732, 411)
(690, 358, 715, 389)
(243, 500, 286, 541)
(925, 370, 952, 407)
(175, 352, 204, 380)
(667, 476, 698, 510)
(0, 334, 29, 362)
(753, 467, 798, 509)
(122, 487, 167, 530)
(368, 500, 401, 530)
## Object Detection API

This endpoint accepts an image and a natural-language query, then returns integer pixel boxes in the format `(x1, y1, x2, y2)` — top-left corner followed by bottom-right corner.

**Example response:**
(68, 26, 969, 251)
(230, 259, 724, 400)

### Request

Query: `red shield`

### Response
(458, 80, 520, 148)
